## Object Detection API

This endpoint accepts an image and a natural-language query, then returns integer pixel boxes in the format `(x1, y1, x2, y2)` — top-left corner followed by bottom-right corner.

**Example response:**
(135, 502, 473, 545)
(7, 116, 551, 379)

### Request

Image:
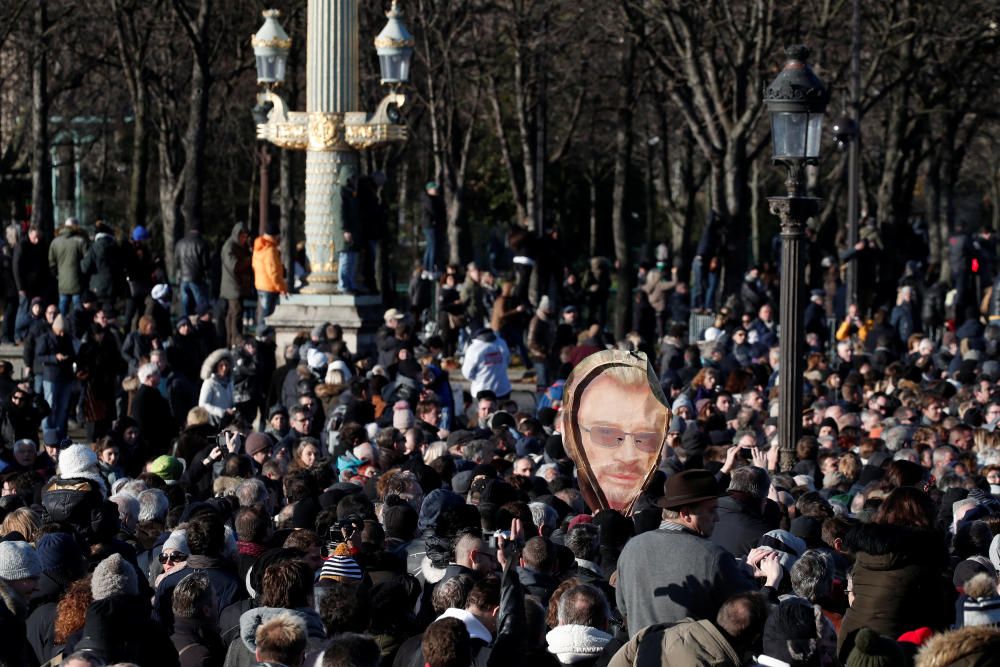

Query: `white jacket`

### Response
(461, 331, 512, 397)
(199, 375, 234, 421)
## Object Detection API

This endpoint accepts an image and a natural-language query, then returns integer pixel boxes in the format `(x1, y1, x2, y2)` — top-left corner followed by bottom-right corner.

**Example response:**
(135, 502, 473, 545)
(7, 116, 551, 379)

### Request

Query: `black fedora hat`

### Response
(656, 469, 723, 509)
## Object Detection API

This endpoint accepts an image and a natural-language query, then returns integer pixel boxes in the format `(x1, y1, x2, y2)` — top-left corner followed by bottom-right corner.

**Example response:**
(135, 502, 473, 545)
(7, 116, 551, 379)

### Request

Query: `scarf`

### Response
(238, 540, 266, 558)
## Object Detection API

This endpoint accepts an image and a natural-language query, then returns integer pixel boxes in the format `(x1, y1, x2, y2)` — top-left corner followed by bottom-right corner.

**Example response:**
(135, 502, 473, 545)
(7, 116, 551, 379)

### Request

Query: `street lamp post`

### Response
(764, 45, 829, 472)
(252, 1, 411, 295)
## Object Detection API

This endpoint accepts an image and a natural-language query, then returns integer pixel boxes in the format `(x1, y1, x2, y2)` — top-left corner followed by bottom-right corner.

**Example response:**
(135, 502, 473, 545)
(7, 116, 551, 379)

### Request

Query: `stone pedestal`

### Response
(265, 293, 383, 356)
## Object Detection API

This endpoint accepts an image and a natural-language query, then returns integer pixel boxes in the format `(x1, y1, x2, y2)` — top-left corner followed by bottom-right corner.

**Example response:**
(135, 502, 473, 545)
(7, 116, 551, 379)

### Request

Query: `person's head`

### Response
(922, 395, 944, 424)
(96, 438, 119, 467)
(556, 583, 609, 630)
(185, 513, 225, 556)
(137, 362, 160, 387)
(110, 494, 139, 533)
(215, 356, 232, 379)
(172, 572, 217, 621)
(565, 523, 600, 563)
(432, 574, 475, 615)
(454, 533, 496, 576)
(261, 559, 315, 609)
(513, 457, 534, 478)
(269, 407, 290, 433)
(760, 597, 829, 667)
(659, 469, 721, 537)
(61, 652, 106, 667)
(477, 397, 496, 423)
(295, 439, 320, 469)
(12, 438, 36, 468)
(520, 536, 556, 574)
(320, 632, 380, 667)
(465, 576, 501, 634)
(567, 357, 669, 511)
(254, 613, 307, 666)
(416, 399, 441, 426)
(422, 617, 472, 667)
(873, 487, 936, 529)
(136, 488, 168, 524)
(0, 540, 42, 598)
(790, 550, 834, 603)
(715, 592, 769, 654)
(290, 406, 312, 435)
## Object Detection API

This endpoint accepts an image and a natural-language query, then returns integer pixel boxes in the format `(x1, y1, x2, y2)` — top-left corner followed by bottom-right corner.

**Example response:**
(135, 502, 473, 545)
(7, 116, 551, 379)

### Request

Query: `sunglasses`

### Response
(159, 552, 188, 565)
(582, 425, 663, 453)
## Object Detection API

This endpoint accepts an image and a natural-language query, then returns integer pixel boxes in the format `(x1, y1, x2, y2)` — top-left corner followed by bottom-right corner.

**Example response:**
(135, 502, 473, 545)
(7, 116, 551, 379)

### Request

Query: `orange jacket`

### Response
(252, 236, 287, 293)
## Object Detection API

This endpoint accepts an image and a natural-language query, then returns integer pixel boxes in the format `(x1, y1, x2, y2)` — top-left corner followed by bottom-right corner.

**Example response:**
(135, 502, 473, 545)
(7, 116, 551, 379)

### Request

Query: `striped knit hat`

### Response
(319, 542, 363, 582)
(964, 573, 1000, 627)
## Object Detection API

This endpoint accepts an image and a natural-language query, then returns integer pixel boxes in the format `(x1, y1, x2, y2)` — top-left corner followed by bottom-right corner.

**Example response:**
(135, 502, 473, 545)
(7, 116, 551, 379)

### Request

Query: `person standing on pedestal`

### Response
(174, 228, 212, 317)
(48, 218, 87, 317)
(219, 223, 253, 348)
(253, 225, 288, 324)
(421, 181, 446, 274)
(339, 173, 360, 295)
(13, 225, 49, 342)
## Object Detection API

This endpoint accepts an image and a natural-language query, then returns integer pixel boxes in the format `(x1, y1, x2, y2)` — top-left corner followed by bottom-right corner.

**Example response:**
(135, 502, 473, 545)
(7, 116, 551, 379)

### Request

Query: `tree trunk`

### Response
(128, 81, 149, 230)
(181, 47, 209, 232)
(30, 0, 52, 238)
(158, 135, 183, 282)
(611, 32, 637, 340)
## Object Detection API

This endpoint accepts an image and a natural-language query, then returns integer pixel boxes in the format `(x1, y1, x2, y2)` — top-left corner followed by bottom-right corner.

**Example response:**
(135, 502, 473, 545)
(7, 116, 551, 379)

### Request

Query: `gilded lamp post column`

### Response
(301, 0, 360, 294)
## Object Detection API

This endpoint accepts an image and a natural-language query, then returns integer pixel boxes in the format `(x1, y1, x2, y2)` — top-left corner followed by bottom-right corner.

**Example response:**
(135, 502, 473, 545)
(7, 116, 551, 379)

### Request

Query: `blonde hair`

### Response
(186, 406, 211, 427)
(1, 507, 41, 544)
(423, 441, 448, 465)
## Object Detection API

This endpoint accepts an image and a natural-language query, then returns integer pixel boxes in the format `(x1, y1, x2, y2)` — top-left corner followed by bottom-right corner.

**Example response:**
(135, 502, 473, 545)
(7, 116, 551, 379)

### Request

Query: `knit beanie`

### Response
(761, 598, 825, 667)
(963, 573, 1000, 627)
(0, 541, 42, 581)
(91, 553, 139, 600)
(392, 400, 415, 430)
(382, 504, 418, 541)
(149, 455, 183, 483)
(163, 529, 189, 554)
(846, 628, 906, 667)
(59, 443, 100, 479)
(35, 532, 82, 573)
(318, 542, 363, 582)
(758, 529, 807, 571)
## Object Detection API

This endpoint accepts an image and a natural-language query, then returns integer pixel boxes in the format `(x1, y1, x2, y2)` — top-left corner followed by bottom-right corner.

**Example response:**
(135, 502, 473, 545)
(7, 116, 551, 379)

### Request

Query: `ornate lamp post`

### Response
(252, 10, 291, 238)
(764, 45, 829, 472)
(253, 1, 411, 295)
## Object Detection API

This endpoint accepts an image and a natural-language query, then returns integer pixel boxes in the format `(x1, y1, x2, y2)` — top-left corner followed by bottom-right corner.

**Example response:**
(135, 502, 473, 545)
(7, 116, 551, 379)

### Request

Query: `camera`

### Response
(216, 431, 244, 452)
(487, 530, 512, 550)
(327, 516, 363, 545)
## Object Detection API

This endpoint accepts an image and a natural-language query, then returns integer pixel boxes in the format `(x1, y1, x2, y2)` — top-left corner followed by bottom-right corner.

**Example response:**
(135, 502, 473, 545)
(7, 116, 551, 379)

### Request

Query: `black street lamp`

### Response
(764, 45, 829, 472)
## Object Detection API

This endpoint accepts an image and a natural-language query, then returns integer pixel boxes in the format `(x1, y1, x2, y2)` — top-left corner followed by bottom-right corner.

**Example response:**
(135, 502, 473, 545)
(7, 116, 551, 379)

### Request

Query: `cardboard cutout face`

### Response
(561, 350, 671, 515)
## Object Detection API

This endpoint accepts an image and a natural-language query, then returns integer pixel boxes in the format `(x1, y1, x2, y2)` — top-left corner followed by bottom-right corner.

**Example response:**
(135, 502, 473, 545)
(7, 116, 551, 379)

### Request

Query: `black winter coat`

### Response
(175, 232, 212, 283)
(14, 238, 48, 297)
(171, 617, 227, 667)
(72, 594, 179, 667)
(129, 384, 176, 455)
(82, 232, 125, 301)
(710, 494, 780, 560)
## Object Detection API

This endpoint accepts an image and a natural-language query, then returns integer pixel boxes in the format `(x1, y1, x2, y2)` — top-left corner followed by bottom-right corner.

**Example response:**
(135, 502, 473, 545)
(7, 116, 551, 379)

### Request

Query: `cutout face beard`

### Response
(561, 350, 670, 515)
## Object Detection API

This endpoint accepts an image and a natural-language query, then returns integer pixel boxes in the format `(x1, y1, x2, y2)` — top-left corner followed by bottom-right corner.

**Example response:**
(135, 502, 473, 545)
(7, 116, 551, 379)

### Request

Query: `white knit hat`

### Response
(58, 444, 108, 496)
(163, 529, 189, 554)
(0, 541, 42, 581)
(91, 553, 139, 600)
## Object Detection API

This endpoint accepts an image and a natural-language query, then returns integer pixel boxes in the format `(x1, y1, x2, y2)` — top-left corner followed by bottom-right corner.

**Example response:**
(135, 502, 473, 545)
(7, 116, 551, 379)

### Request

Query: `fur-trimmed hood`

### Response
(916, 626, 1000, 667)
(200, 348, 233, 380)
(0, 578, 28, 619)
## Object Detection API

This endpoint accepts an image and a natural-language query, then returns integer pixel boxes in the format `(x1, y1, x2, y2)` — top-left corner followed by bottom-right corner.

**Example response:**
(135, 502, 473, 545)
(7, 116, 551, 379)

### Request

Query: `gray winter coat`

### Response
(220, 223, 253, 300)
(48, 227, 87, 295)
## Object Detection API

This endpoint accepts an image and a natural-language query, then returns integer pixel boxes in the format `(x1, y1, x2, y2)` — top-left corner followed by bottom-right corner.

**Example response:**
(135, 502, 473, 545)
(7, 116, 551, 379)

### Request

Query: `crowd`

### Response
(2, 207, 1000, 667)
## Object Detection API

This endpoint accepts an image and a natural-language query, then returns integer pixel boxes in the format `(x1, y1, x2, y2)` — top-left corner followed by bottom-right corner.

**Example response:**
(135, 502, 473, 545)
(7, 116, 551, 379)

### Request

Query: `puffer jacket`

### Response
(252, 235, 286, 293)
(838, 523, 954, 659)
(607, 618, 741, 667)
(82, 231, 124, 300)
(174, 231, 211, 282)
(220, 223, 253, 299)
(48, 227, 87, 295)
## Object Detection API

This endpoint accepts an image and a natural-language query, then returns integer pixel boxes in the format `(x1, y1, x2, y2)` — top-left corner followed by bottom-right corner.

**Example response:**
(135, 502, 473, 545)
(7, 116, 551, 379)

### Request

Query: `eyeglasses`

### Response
(581, 425, 663, 453)
(159, 551, 188, 564)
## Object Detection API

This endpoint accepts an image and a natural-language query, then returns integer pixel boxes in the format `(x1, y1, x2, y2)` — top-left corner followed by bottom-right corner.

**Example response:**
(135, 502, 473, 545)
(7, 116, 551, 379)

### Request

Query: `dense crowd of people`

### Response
(3, 210, 1000, 667)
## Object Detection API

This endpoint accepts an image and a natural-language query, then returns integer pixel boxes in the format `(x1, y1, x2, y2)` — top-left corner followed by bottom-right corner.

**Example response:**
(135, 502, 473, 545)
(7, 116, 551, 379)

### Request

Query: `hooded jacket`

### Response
(838, 522, 954, 659)
(222, 605, 325, 667)
(915, 625, 1000, 667)
(220, 223, 253, 300)
(608, 618, 741, 667)
(82, 231, 124, 300)
(48, 226, 87, 295)
(199, 349, 235, 422)
(546, 625, 613, 665)
(252, 235, 287, 294)
(461, 330, 512, 397)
